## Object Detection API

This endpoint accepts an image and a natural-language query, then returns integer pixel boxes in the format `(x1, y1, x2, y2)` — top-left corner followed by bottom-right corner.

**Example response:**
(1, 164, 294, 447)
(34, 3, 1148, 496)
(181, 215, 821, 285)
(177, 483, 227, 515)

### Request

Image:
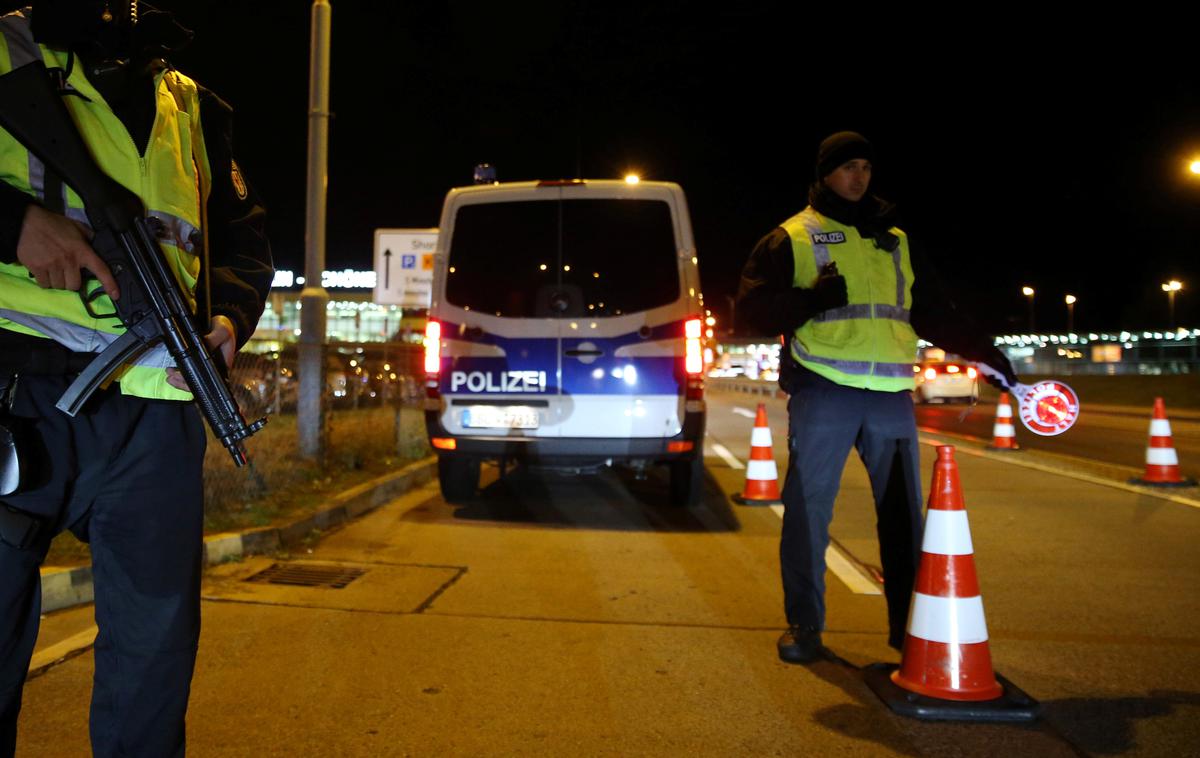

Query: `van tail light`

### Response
(967, 366, 978, 379)
(923, 367, 937, 380)
(684, 317, 704, 400)
(685, 318, 703, 375)
(424, 320, 442, 398)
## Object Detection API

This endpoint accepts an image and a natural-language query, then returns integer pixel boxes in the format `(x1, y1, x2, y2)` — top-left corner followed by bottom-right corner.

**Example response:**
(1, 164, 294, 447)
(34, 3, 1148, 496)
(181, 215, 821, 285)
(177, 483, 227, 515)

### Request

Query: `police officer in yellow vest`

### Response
(737, 132, 1016, 664)
(0, 3, 272, 754)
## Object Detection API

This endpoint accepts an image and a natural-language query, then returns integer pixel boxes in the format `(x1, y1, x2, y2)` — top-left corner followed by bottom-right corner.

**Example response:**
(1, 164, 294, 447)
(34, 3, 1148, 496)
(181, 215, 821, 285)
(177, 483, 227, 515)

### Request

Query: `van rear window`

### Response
(446, 198, 680, 318)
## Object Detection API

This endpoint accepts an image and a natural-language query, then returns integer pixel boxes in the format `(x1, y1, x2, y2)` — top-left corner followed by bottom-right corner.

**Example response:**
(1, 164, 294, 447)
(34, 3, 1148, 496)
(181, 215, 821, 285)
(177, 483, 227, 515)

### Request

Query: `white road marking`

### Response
(732, 407, 756, 419)
(767, 505, 882, 595)
(29, 625, 97, 674)
(709, 442, 745, 470)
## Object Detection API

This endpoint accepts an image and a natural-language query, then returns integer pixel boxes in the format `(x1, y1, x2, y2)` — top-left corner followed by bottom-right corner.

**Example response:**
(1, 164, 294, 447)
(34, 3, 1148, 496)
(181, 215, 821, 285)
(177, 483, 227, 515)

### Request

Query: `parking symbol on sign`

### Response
(401, 254, 417, 269)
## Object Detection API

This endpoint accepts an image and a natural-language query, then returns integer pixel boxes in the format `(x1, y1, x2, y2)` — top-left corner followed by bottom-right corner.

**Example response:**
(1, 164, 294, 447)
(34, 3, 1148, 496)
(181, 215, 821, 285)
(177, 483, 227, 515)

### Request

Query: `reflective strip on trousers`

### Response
(0, 310, 175, 368)
(791, 339, 915, 378)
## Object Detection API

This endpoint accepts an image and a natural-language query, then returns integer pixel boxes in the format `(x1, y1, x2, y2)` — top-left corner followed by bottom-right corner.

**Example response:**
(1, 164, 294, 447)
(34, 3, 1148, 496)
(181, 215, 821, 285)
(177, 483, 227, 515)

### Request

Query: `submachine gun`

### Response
(0, 61, 266, 465)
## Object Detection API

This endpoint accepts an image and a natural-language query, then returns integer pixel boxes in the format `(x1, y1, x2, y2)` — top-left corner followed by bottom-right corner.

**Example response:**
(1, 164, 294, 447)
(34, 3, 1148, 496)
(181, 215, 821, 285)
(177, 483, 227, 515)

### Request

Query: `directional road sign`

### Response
(373, 228, 437, 307)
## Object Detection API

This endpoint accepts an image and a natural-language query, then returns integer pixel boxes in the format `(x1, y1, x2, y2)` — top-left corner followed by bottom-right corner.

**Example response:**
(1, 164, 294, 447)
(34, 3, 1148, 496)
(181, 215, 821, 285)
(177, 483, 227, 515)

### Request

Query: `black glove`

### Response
(812, 262, 848, 313)
(976, 345, 1018, 390)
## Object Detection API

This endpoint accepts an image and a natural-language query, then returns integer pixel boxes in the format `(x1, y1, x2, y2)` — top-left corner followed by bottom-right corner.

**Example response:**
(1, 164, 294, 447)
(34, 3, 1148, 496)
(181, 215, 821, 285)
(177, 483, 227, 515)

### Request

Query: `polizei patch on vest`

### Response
(811, 231, 846, 244)
(231, 160, 248, 200)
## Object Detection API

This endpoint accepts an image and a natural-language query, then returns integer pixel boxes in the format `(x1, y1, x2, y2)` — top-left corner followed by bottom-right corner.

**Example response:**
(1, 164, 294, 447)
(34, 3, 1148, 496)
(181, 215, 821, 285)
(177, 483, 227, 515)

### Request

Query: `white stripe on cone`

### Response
(992, 422, 1015, 438)
(1150, 419, 1172, 437)
(907, 593, 990, 645)
(1147, 447, 1180, 466)
(996, 404, 1013, 419)
(920, 510, 975, 556)
(750, 426, 773, 448)
(745, 459, 778, 482)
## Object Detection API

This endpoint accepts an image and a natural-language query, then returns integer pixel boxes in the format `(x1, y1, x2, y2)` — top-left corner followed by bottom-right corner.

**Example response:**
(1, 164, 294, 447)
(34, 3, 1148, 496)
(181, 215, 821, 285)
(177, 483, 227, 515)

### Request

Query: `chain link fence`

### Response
(202, 341, 429, 533)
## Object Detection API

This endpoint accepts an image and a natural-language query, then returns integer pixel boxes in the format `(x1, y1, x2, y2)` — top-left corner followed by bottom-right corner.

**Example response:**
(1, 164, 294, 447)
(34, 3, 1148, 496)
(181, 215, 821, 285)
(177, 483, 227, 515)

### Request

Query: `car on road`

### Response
(914, 360, 978, 404)
(423, 177, 707, 506)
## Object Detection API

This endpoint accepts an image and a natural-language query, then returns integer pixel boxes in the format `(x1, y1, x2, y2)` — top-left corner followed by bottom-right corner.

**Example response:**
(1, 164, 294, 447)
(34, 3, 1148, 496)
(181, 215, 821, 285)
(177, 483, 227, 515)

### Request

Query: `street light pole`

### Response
(1162, 280, 1182, 330)
(1065, 294, 1076, 334)
(299, 0, 332, 461)
(1021, 286, 1035, 332)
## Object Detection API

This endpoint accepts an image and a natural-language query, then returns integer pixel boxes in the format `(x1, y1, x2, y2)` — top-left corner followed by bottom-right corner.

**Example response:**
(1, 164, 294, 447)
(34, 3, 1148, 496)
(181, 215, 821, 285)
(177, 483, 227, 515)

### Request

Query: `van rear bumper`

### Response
(426, 409, 706, 464)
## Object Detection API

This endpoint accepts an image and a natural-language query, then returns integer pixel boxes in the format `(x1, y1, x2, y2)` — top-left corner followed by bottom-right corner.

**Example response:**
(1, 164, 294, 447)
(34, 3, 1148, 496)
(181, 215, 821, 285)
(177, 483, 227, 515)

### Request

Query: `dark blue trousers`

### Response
(0, 375, 205, 758)
(779, 378, 924, 644)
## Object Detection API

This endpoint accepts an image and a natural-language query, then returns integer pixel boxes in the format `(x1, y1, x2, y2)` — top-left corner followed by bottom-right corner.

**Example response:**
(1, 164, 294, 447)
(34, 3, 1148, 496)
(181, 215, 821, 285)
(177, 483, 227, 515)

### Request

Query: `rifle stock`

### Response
(0, 62, 266, 465)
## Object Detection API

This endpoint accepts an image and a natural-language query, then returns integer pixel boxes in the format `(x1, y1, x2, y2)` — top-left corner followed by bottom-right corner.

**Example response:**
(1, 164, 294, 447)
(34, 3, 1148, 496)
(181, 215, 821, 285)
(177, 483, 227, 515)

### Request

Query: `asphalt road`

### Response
(913, 400, 1200, 483)
(19, 389, 1200, 756)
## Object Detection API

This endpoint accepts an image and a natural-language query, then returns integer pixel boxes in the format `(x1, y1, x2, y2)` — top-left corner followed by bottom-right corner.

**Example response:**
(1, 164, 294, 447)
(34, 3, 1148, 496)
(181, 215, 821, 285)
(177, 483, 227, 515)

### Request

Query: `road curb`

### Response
(38, 456, 437, 614)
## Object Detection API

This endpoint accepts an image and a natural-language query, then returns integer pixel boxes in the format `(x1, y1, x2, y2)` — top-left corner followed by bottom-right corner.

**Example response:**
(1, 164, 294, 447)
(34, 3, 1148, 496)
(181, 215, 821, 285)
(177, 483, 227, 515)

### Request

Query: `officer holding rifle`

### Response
(0, 2, 272, 755)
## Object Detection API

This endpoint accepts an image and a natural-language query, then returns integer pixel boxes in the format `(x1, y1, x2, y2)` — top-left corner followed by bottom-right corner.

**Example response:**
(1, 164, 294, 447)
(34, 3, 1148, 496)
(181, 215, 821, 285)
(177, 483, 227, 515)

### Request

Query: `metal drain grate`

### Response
(244, 563, 367, 589)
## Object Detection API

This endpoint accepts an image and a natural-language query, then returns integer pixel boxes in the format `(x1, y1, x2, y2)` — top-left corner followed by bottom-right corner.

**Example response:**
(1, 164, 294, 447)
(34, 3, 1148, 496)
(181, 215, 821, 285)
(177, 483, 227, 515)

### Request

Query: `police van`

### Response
(423, 177, 707, 505)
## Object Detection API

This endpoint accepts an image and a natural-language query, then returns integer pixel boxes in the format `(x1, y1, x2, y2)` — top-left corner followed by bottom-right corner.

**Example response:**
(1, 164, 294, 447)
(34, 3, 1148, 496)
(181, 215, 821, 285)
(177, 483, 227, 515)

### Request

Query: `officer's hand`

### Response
(166, 315, 237, 391)
(16, 204, 120, 300)
(977, 346, 1018, 390)
(812, 271, 848, 312)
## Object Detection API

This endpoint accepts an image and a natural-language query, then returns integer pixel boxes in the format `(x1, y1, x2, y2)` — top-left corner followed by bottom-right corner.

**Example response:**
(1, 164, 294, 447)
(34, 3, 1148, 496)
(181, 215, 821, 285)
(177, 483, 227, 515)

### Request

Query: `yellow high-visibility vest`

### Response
(0, 9, 211, 400)
(783, 207, 918, 392)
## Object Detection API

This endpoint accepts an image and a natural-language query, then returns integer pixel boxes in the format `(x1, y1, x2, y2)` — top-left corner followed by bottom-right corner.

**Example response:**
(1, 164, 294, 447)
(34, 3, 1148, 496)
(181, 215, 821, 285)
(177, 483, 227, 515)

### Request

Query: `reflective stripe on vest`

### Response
(785, 207, 918, 392)
(0, 10, 209, 401)
(790, 340, 916, 378)
(0, 308, 174, 367)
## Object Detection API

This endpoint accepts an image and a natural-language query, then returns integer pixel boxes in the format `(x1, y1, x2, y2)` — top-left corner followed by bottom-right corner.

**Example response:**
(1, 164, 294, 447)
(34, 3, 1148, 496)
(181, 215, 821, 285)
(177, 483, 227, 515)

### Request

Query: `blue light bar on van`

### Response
(536, 179, 587, 187)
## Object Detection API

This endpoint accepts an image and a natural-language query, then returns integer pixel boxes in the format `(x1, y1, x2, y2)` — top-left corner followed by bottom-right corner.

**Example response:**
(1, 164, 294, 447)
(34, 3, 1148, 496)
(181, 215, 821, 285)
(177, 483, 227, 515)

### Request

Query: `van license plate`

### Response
(462, 406, 539, 429)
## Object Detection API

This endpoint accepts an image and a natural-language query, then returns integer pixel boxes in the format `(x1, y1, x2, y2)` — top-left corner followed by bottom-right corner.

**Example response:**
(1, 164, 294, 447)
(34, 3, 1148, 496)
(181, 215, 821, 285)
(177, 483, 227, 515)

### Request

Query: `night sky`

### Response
(11, 3, 1200, 333)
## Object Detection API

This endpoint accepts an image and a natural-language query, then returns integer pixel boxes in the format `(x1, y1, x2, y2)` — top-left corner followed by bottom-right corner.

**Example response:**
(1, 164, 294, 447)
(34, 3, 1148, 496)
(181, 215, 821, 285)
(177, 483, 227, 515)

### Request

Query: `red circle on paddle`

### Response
(1018, 380, 1080, 436)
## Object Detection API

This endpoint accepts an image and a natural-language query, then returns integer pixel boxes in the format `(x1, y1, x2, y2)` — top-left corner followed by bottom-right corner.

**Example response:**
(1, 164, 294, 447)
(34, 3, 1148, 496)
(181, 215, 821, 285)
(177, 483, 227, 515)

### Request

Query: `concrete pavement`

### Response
(18, 390, 1200, 756)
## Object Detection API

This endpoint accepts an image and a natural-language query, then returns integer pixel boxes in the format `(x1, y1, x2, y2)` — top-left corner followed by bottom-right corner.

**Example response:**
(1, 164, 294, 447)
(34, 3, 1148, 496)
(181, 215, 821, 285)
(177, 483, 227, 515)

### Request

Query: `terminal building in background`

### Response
(249, 268, 427, 351)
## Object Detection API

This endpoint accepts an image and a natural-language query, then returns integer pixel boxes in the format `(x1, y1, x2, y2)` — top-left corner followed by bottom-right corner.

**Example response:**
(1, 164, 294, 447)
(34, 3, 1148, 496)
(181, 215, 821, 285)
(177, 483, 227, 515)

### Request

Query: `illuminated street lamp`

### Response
(1064, 294, 1077, 334)
(1021, 286, 1035, 331)
(1191, 160, 1200, 176)
(1162, 280, 1183, 328)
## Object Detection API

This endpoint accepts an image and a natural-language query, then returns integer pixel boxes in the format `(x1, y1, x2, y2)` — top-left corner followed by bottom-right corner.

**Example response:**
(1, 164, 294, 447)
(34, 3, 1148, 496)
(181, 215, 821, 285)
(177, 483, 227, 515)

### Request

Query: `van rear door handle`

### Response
(565, 348, 604, 357)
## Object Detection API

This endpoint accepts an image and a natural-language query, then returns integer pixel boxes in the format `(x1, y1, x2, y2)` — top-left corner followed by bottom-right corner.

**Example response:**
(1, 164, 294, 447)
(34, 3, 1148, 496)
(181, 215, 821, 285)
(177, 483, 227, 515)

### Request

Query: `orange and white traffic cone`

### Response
(1131, 398, 1197, 487)
(864, 445, 1038, 721)
(732, 403, 782, 506)
(986, 393, 1019, 450)
(893, 445, 1002, 701)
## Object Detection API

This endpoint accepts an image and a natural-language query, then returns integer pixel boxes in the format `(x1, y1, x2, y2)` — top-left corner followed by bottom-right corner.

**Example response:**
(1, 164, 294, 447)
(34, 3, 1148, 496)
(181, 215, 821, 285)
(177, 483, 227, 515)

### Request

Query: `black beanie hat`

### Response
(816, 131, 873, 180)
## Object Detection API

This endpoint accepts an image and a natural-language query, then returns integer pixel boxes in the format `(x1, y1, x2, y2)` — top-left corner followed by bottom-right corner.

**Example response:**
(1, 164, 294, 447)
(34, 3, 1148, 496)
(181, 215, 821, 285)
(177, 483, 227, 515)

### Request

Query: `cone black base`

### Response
(985, 445, 1021, 452)
(864, 663, 1040, 723)
(1128, 477, 1197, 488)
(731, 494, 782, 506)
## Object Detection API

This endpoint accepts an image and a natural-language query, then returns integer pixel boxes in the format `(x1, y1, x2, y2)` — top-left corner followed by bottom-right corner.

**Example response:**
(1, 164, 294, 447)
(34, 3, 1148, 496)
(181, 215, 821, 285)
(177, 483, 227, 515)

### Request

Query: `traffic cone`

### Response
(732, 403, 782, 506)
(892, 445, 1002, 701)
(1130, 398, 1197, 487)
(864, 445, 1039, 721)
(986, 393, 1019, 450)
